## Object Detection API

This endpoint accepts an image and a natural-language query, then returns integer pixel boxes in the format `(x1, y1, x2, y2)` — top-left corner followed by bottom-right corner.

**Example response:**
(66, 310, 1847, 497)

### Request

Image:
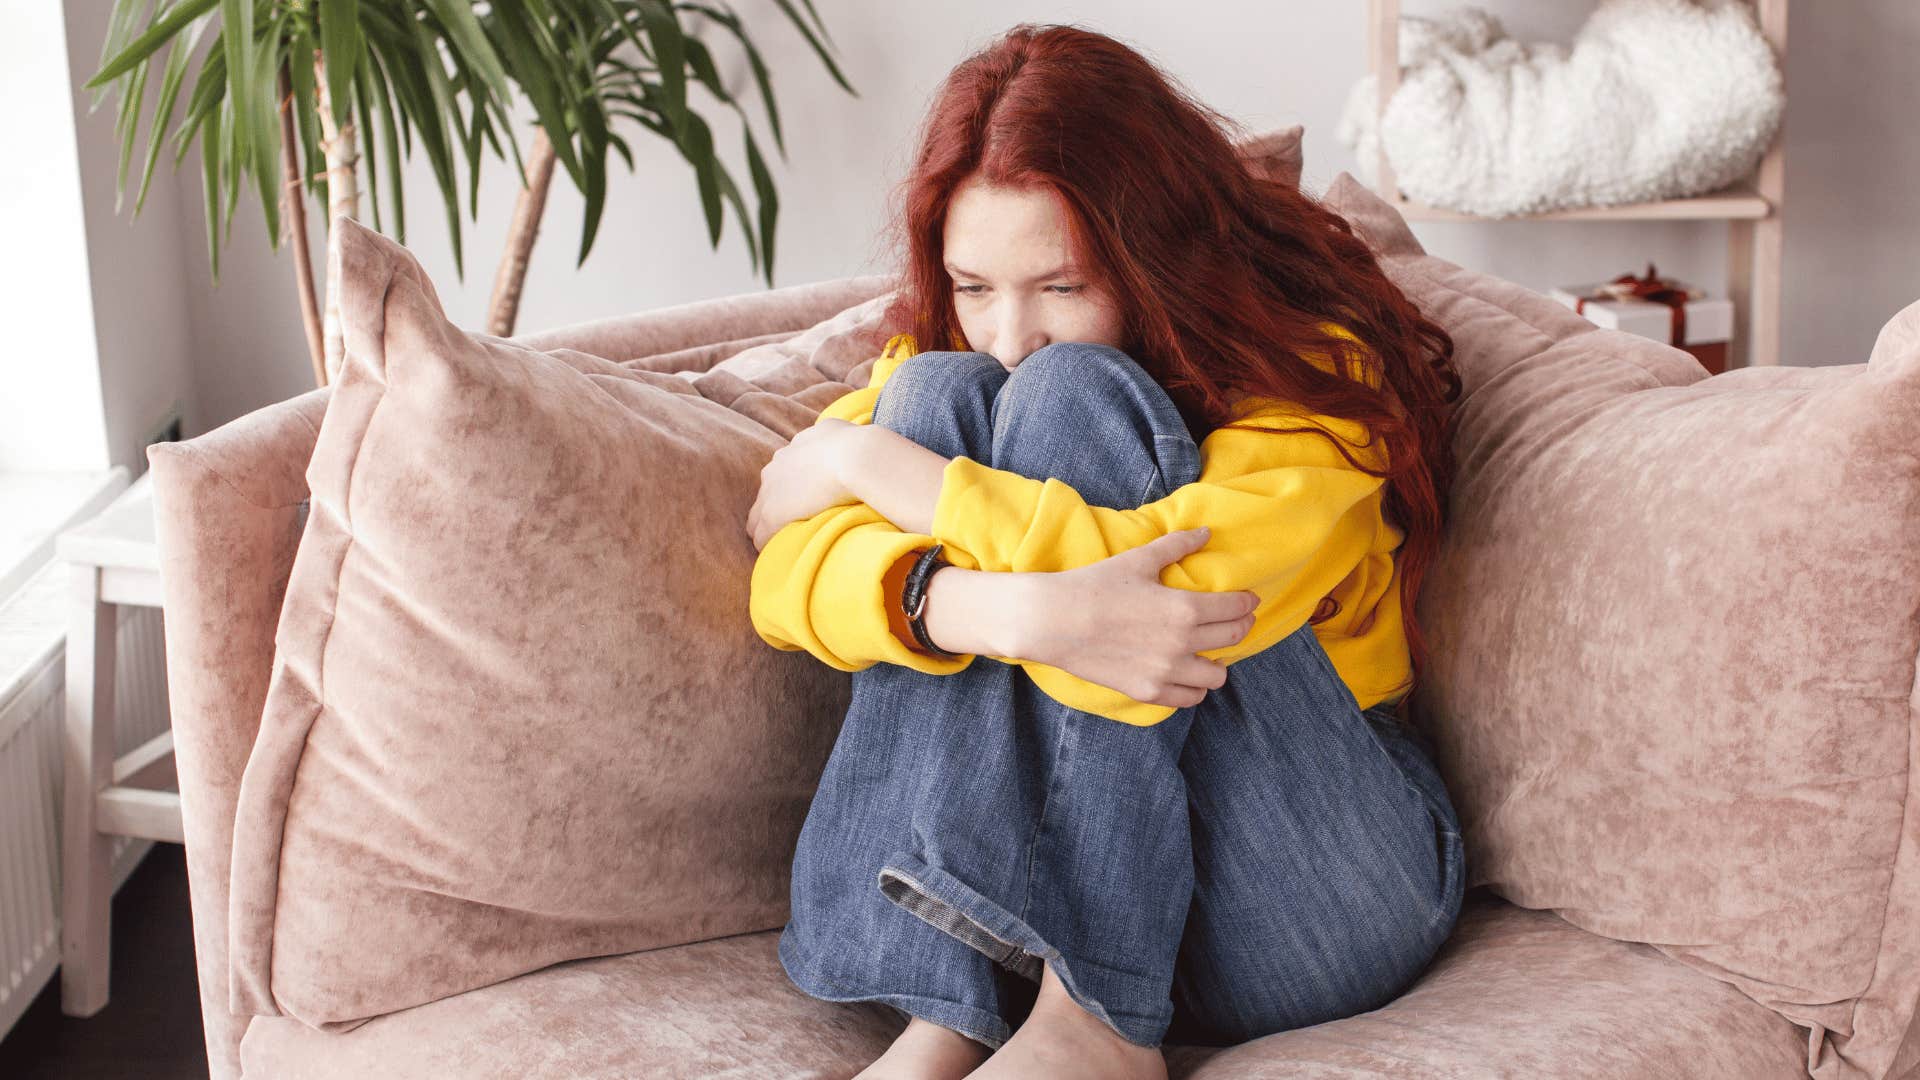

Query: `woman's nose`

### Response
(991, 324, 1047, 370)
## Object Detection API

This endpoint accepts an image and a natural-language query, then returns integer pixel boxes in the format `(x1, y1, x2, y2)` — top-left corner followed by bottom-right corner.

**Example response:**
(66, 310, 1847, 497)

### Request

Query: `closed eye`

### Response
(953, 284, 1084, 296)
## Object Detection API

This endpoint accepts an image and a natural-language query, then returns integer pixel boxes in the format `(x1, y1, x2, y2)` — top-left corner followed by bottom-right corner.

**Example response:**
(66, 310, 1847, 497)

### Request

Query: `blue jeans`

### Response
(777, 342, 1466, 1050)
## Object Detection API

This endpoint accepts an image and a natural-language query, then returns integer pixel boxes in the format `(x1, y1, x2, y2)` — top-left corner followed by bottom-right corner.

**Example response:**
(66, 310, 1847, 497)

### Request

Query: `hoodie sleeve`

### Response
(749, 499, 985, 676)
(748, 338, 990, 677)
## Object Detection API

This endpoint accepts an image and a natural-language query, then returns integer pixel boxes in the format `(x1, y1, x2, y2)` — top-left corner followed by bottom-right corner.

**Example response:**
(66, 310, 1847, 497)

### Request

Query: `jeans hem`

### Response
(777, 923, 1014, 1049)
(876, 852, 1172, 1049)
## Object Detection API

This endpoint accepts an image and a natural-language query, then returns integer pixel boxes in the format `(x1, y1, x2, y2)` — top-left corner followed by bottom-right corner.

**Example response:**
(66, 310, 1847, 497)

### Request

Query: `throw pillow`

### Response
(225, 218, 884, 1028)
(1320, 171, 1920, 1080)
(1232, 123, 1305, 188)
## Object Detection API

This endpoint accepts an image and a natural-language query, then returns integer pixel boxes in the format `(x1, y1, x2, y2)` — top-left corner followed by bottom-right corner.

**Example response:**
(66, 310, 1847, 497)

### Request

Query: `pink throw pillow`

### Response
(225, 219, 885, 1027)
(1233, 123, 1305, 188)
(1321, 172, 1920, 1080)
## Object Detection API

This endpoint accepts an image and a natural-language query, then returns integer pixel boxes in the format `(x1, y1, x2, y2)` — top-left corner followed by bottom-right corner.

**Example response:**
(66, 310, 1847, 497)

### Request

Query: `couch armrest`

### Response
(147, 386, 329, 1080)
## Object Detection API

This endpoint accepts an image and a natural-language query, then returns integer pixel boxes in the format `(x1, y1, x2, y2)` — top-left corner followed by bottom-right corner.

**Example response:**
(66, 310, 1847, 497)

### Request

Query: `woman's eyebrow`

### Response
(944, 262, 1079, 282)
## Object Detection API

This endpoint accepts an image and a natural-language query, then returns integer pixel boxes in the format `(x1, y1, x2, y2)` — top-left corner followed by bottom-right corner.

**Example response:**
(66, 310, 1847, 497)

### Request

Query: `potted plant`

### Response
(87, 0, 855, 385)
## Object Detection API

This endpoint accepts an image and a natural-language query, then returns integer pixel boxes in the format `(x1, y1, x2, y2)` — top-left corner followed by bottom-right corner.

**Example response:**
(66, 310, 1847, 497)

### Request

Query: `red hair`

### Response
(880, 23, 1462, 733)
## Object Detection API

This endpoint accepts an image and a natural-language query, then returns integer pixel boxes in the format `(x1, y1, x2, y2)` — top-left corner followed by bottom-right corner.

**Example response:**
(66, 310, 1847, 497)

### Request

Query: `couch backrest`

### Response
(149, 273, 895, 1080)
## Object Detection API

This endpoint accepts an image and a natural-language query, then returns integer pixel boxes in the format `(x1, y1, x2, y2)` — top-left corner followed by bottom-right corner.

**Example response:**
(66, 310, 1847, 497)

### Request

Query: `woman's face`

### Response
(942, 175, 1126, 371)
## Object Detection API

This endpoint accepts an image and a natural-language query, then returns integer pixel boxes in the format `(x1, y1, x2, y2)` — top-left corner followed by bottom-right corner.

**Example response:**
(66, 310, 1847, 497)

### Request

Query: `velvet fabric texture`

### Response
(1323, 171, 1920, 1080)
(221, 218, 901, 1030)
(235, 891, 1809, 1079)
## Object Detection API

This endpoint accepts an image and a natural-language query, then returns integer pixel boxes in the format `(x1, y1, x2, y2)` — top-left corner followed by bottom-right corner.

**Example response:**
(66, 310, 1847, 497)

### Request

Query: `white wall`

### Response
(166, 2, 1920, 436)
(0, 3, 199, 474)
(62, 0, 199, 470)
(1, 3, 110, 471)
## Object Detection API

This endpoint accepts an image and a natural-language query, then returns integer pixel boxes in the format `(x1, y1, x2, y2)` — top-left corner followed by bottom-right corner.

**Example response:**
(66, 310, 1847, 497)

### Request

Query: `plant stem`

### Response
(278, 63, 325, 387)
(487, 128, 558, 338)
(313, 48, 360, 380)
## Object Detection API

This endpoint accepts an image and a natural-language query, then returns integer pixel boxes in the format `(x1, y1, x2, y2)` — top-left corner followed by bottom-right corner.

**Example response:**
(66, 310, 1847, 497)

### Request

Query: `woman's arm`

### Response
(749, 354, 1035, 673)
(754, 468, 1267, 726)
(835, 424, 946, 536)
(752, 356, 1321, 725)
(836, 409, 1386, 634)
(828, 407, 1394, 726)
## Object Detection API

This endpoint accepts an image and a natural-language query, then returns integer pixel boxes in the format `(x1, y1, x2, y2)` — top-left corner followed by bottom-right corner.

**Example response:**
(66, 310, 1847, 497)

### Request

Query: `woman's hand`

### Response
(1017, 527, 1260, 709)
(747, 418, 865, 552)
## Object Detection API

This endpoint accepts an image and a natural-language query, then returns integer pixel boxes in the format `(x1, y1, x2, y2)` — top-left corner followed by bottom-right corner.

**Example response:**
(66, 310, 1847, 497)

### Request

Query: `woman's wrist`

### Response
(918, 565, 1040, 660)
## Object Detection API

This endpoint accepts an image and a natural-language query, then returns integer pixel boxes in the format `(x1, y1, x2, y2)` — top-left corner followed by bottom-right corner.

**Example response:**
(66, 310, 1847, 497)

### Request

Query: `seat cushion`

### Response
(1166, 889, 1808, 1080)
(237, 890, 1805, 1079)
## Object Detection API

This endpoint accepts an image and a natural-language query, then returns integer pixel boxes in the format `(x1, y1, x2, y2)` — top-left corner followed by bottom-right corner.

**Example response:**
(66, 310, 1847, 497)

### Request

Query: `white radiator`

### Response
(0, 558, 170, 1040)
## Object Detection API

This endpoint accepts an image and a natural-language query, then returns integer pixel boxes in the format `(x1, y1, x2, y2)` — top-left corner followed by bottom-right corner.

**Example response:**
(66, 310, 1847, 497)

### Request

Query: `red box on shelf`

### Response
(1547, 265, 1734, 375)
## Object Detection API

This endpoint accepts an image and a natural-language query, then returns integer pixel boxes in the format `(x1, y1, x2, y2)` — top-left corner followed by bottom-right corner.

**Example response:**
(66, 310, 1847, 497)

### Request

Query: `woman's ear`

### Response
(1232, 124, 1305, 188)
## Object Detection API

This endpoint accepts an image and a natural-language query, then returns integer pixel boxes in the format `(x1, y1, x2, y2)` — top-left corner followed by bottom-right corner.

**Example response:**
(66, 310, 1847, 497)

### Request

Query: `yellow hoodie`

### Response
(747, 328, 1413, 727)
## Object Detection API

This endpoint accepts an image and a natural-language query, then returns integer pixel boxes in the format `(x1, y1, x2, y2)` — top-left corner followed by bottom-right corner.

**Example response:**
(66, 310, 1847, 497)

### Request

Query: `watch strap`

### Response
(900, 543, 960, 658)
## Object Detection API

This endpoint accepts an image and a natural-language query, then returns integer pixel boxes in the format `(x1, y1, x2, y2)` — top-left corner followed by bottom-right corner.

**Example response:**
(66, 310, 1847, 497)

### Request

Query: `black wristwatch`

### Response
(901, 543, 960, 659)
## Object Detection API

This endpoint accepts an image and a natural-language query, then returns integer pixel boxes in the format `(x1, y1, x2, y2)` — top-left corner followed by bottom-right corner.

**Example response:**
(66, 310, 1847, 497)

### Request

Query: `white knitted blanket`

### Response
(1334, 0, 1784, 217)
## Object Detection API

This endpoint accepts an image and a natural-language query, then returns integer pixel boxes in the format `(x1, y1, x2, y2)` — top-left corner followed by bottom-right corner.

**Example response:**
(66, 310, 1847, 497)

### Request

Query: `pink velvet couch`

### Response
(149, 179, 1916, 1077)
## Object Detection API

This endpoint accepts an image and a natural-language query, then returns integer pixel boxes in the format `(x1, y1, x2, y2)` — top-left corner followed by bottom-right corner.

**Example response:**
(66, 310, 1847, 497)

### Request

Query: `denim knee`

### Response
(1006, 341, 1148, 392)
(991, 342, 1201, 507)
(872, 351, 1006, 462)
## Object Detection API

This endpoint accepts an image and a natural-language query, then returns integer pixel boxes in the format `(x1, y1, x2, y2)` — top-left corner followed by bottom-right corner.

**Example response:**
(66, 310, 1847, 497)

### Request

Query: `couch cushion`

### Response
(1232, 123, 1305, 188)
(235, 890, 1806, 1078)
(224, 218, 896, 1029)
(509, 273, 896, 365)
(1321, 170, 1920, 1080)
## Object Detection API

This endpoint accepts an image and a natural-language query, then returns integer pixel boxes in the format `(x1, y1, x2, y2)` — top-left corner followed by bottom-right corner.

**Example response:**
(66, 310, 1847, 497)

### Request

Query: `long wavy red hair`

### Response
(879, 23, 1462, 732)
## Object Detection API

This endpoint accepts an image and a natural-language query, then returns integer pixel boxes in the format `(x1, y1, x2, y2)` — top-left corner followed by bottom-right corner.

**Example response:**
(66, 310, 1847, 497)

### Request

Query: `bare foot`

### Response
(967, 962, 1166, 1080)
(852, 1015, 994, 1080)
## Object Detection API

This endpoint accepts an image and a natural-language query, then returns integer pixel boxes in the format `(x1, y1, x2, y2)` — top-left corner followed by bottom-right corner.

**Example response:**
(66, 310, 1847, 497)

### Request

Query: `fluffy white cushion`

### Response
(1335, 0, 1783, 216)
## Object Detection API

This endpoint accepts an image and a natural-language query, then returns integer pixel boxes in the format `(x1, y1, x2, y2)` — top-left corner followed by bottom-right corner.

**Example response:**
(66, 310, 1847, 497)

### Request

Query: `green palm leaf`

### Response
(88, 0, 858, 296)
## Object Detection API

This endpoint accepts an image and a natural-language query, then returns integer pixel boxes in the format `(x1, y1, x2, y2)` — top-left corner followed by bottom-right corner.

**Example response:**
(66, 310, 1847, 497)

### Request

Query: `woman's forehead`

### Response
(944, 180, 1080, 279)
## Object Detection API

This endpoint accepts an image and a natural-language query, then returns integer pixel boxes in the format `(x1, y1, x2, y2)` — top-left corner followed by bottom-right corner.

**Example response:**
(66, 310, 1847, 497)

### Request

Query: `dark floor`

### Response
(0, 844, 209, 1079)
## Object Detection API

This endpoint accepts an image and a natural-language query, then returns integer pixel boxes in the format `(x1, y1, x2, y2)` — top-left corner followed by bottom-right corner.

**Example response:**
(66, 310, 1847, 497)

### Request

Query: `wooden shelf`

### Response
(1366, 0, 1788, 367)
(1391, 187, 1773, 224)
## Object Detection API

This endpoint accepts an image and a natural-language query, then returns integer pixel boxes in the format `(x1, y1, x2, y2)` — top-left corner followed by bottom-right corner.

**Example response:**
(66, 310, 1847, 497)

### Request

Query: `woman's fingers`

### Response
(1149, 684, 1209, 709)
(1189, 611, 1257, 652)
(1174, 655, 1229, 692)
(1138, 587, 1255, 705)
(1194, 588, 1259, 623)
(1141, 526, 1211, 568)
